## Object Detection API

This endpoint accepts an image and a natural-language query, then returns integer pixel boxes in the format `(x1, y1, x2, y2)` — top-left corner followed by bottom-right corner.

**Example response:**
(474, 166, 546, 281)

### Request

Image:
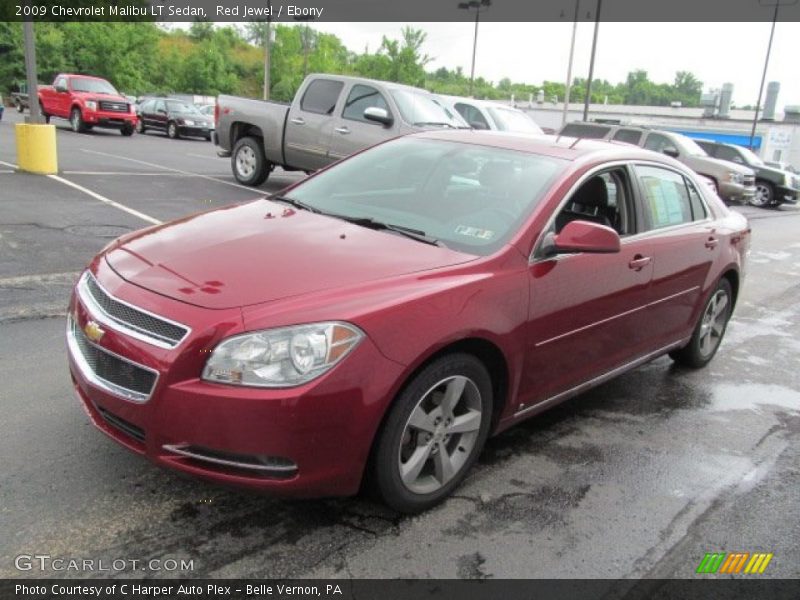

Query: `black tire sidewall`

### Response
(374, 353, 493, 513)
(231, 137, 269, 186)
(71, 108, 83, 132)
(167, 122, 178, 139)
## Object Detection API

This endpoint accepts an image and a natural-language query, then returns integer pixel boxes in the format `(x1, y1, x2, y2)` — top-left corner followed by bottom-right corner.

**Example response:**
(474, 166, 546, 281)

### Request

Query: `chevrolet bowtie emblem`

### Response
(84, 320, 105, 342)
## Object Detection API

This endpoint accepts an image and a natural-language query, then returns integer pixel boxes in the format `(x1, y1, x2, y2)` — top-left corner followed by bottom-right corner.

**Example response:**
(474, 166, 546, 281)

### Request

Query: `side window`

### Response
(643, 133, 672, 153)
(455, 103, 489, 129)
(342, 85, 389, 123)
(686, 179, 708, 220)
(553, 167, 635, 237)
(140, 99, 153, 113)
(55, 76, 67, 90)
(300, 79, 344, 115)
(612, 129, 643, 145)
(635, 165, 694, 229)
(716, 145, 744, 164)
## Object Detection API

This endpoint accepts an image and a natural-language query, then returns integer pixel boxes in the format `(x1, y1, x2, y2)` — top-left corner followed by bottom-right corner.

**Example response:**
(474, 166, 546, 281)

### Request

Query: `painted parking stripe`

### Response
(80, 148, 260, 192)
(47, 174, 162, 225)
(63, 171, 194, 176)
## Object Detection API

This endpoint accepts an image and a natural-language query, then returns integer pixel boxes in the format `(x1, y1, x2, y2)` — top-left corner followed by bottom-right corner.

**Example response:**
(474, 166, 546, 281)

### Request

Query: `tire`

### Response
(372, 353, 493, 513)
(750, 180, 774, 208)
(205, 133, 212, 141)
(232, 136, 270, 186)
(70, 107, 85, 133)
(135, 119, 145, 134)
(16, 99, 24, 113)
(121, 124, 134, 136)
(39, 102, 50, 124)
(669, 278, 733, 368)
(167, 121, 179, 139)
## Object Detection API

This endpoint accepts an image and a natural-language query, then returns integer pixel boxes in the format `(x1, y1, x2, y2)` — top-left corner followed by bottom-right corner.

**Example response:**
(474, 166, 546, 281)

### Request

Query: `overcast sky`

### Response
(304, 22, 800, 108)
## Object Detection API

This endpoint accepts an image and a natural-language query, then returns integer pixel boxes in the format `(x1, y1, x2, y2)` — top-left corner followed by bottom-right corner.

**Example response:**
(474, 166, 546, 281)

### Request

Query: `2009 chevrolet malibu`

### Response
(67, 131, 750, 512)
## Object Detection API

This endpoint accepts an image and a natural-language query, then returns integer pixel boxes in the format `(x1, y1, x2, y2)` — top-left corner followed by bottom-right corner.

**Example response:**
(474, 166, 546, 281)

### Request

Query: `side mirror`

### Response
(662, 146, 679, 158)
(363, 107, 393, 126)
(470, 120, 489, 130)
(545, 221, 621, 255)
(55, 85, 68, 93)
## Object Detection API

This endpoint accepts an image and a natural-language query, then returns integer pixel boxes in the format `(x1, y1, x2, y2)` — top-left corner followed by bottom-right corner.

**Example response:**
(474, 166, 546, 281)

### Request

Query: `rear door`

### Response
(328, 83, 398, 161)
(284, 78, 343, 170)
(632, 164, 719, 347)
(152, 99, 168, 131)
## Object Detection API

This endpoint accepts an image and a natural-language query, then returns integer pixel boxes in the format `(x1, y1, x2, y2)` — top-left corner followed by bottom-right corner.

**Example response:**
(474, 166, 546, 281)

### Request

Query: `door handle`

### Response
(705, 237, 718, 249)
(334, 126, 350, 135)
(628, 255, 652, 271)
(290, 117, 305, 125)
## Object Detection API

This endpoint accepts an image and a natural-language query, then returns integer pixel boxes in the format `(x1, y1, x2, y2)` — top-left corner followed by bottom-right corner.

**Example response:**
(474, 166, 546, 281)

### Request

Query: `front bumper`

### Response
(776, 185, 799, 204)
(718, 180, 756, 202)
(83, 110, 136, 129)
(67, 261, 403, 498)
(178, 123, 213, 138)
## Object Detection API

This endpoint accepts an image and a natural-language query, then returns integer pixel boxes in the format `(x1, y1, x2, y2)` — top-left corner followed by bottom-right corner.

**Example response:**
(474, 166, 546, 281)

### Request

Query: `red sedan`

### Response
(67, 131, 750, 512)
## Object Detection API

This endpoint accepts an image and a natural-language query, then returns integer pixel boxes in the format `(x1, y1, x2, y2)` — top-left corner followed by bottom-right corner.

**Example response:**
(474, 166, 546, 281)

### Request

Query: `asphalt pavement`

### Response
(1, 109, 798, 580)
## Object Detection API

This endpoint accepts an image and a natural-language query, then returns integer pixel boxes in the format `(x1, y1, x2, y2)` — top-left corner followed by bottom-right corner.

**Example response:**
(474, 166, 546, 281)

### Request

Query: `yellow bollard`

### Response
(15, 123, 58, 174)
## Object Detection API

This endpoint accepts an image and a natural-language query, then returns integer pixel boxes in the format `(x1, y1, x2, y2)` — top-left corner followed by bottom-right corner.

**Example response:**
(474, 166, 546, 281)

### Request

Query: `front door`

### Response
(284, 78, 342, 171)
(329, 83, 397, 161)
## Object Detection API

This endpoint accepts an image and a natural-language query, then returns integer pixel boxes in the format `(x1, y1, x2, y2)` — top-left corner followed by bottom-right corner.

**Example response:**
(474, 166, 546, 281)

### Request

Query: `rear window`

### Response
(300, 79, 343, 115)
(612, 129, 643, 145)
(560, 123, 611, 139)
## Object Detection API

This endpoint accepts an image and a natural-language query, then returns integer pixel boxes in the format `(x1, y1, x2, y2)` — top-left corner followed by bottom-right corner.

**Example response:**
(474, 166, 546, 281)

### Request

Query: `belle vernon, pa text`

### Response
(16, 584, 344, 597)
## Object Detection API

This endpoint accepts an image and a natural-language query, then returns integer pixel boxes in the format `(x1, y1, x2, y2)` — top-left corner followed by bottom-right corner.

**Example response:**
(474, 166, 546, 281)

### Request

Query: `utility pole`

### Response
(23, 20, 42, 123)
(262, 14, 271, 100)
(457, 0, 491, 97)
(562, 0, 580, 127)
(582, 0, 602, 121)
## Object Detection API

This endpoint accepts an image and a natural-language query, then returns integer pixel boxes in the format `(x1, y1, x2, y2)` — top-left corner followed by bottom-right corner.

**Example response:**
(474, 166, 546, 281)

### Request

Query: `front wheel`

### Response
(39, 102, 50, 124)
(121, 124, 134, 136)
(70, 107, 85, 133)
(670, 278, 733, 368)
(135, 119, 145, 134)
(232, 136, 270, 186)
(750, 180, 774, 208)
(372, 353, 493, 513)
(16, 99, 24, 113)
(167, 121, 180, 139)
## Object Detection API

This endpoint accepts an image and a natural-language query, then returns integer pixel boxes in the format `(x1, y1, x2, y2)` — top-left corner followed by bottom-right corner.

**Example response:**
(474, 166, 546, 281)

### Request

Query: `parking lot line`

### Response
(62, 171, 194, 177)
(80, 148, 259, 192)
(47, 174, 162, 226)
(0, 160, 19, 169)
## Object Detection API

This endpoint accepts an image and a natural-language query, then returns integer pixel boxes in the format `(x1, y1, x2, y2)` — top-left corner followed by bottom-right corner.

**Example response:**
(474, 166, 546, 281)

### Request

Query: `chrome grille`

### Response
(79, 273, 189, 348)
(743, 174, 755, 186)
(99, 100, 129, 113)
(68, 316, 158, 403)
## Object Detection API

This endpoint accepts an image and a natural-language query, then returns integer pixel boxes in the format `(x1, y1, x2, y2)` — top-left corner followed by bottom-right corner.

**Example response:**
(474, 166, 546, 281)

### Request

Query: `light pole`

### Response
(748, 0, 796, 150)
(582, 0, 601, 121)
(294, 15, 316, 79)
(561, 1, 580, 127)
(457, 0, 491, 97)
(262, 1, 272, 101)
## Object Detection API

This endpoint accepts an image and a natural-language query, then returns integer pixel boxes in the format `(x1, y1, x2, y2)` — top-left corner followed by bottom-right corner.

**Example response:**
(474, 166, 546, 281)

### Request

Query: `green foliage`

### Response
(0, 22, 704, 110)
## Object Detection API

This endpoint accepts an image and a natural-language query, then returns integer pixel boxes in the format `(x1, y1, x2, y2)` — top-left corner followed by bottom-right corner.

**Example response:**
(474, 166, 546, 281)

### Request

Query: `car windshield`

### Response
(390, 90, 468, 128)
(282, 137, 565, 256)
(71, 78, 118, 95)
(738, 146, 764, 166)
(675, 135, 708, 157)
(167, 101, 201, 114)
(486, 106, 543, 133)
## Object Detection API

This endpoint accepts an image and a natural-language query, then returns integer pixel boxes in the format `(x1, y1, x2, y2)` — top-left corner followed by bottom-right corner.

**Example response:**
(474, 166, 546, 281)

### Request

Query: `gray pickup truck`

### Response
(214, 74, 467, 186)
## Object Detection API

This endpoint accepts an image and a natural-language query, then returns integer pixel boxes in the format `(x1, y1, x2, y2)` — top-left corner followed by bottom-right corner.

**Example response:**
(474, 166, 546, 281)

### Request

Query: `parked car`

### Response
(198, 104, 215, 117)
(558, 122, 756, 204)
(38, 73, 137, 135)
(67, 131, 749, 512)
(214, 73, 469, 186)
(437, 95, 544, 134)
(136, 97, 214, 140)
(695, 140, 799, 207)
(765, 161, 797, 174)
(11, 82, 30, 112)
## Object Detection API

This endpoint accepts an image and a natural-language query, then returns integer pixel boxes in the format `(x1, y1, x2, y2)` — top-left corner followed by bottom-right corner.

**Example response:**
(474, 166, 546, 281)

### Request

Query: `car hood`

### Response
(74, 91, 128, 102)
(105, 199, 477, 310)
(684, 154, 754, 176)
(171, 110, 211, 121)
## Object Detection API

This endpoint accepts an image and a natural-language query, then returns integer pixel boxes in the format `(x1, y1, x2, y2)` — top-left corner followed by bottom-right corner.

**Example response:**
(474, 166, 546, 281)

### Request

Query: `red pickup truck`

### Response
(38, 73, 137, 135)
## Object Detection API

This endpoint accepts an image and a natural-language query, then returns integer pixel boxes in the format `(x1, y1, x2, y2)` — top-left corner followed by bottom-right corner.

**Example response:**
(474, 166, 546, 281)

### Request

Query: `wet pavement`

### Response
(1, 109, 798, 579)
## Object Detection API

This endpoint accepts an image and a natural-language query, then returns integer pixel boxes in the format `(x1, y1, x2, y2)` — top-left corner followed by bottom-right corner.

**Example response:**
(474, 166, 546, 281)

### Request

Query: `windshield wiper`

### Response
(335, 215, 443, 247)
(269, 195, 320, 213)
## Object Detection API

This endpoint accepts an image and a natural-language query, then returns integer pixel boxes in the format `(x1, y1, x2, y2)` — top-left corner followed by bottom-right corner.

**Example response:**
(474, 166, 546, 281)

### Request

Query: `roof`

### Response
(412, 129, 669, 163)
(307, 73, 432, 95)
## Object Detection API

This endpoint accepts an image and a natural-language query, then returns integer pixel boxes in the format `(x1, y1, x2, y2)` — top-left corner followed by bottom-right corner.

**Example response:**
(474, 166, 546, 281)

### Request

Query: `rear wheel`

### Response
(372, 353, 493, 513)
(670, 278, 733, 368)
(232, 136, 270, 186)
(70, 107, 85, 133)
(167, 121, 179, 139)
(750, 180, 774, 208)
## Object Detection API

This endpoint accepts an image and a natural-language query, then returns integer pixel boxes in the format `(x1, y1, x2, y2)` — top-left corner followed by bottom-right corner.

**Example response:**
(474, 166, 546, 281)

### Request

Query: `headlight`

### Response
(202, 322, 364, 387)
(727, 171, 743, 184)
(85, 100, 97, 111)
(183, 119, 195, 126)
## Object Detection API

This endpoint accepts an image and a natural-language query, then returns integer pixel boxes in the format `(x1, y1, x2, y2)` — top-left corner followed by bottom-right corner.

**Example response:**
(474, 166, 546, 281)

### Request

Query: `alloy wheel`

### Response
(698, 289, 729, 358)
(751, 183, 772, 207)
(397, 375, 482, 494)
(235, 146, 257, 179)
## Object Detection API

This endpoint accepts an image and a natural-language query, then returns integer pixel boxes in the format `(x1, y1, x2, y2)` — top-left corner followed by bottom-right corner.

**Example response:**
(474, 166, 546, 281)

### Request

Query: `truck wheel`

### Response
(371, 353, 493, 513)
(167, 122, 180, 139)
(750, 180, 774, 208)
(39, 103, 50, 124)
(70, 107, 86, 133)
(121, 124, 134, 136)
(135, 119, 145, 134)
(16, 99, 24, 113)
(232, 136, 270, 186)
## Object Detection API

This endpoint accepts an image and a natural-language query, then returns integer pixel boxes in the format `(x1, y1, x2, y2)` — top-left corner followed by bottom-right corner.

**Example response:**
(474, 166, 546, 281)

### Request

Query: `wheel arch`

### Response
(720, 267, 740, 310)
(231, 121, 264, 146)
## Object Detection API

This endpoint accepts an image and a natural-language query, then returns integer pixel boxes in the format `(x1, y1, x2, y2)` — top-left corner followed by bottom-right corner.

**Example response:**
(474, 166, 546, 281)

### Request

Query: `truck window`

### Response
(559, 123, 610, 139)
(715, 145, 745, 165)
(455, 103, 489, 129)
(643, 133, 673, 153)
(54, 76, 67, 90)
(612, 129, 642, 145)
(342, 85, 389, 122)
(300, 79, 344, 115)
